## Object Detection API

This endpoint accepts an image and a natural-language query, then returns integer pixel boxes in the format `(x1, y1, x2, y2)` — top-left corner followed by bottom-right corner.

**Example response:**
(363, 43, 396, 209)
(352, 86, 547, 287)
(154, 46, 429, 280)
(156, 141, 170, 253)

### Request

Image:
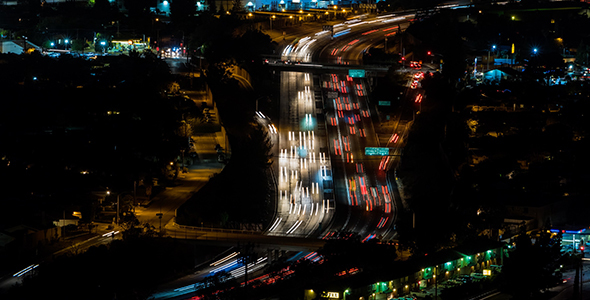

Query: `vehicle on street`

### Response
(410, 61, 421, 69)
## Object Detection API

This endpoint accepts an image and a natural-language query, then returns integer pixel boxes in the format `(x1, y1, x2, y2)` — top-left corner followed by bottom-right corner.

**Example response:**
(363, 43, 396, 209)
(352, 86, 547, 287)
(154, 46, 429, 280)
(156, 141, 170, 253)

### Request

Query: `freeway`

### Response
(269, 12, 417, 241)
(266, 68, 335, 237)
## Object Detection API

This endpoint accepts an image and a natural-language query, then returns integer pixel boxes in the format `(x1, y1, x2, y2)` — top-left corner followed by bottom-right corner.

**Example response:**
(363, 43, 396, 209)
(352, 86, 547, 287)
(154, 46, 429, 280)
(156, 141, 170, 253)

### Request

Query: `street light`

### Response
(270, 15, 276, 30)
(65, 39, 69, 50)
(106, 189, 133, 226)
(487, 45, 495, 71)
(106, 190, 120, 225)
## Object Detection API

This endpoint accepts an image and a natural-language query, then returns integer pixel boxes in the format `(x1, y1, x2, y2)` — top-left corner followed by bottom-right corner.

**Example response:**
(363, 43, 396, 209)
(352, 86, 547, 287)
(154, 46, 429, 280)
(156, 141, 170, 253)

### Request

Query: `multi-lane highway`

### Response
(265, 70, 335, 237)
(269, 13, 418, 242)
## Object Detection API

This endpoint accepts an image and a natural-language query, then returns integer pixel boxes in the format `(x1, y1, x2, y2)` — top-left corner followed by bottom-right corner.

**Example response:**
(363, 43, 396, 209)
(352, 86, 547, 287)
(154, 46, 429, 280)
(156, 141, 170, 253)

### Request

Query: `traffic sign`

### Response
(365, 147, 389, 156)
(348, 69, 366, 78)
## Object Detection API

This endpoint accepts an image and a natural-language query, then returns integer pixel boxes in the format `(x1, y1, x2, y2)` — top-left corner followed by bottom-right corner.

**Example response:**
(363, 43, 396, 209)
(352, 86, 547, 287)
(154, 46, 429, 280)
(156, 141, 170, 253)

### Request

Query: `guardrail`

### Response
(171, 221, 263, 235)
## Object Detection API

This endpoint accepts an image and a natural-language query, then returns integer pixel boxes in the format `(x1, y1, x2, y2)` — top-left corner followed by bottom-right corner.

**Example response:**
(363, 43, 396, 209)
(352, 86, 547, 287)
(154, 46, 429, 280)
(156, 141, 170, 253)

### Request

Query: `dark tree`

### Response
(170, 0, 196, 30)
(500, 230, 562, 298)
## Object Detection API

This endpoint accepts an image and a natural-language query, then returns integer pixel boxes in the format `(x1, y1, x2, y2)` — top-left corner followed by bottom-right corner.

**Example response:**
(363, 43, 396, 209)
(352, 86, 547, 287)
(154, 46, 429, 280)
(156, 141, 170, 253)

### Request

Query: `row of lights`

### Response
(49, 39, 108, 48)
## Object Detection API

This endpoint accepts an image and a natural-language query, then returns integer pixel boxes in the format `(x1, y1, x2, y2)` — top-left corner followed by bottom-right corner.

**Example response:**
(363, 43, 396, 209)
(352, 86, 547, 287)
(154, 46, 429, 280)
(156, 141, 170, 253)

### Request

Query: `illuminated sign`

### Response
(365, 147, 389, 156)
(348, 69, 365, 78)
(379, 101, 391, 106)
(483, 269, 491, 276)
(326, 292, 339, 298)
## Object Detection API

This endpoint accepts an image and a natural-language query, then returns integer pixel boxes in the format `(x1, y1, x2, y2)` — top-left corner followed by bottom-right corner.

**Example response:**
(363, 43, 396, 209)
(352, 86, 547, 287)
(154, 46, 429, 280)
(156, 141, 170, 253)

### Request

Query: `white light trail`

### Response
(286, 220, 303, 235)
(210, 252, 240, 267)
(315, 182, 319, 194)
(268, 218, 282, 232)
(229, 257, 268, 278)
(102, 230, 119, 237)
(209, 260, 238, 274)
(13, 264, 39, 277)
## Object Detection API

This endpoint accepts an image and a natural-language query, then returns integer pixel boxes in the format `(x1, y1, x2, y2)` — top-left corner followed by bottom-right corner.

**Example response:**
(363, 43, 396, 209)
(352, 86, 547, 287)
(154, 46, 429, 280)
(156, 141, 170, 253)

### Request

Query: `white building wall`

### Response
(0, 41, 24, 54)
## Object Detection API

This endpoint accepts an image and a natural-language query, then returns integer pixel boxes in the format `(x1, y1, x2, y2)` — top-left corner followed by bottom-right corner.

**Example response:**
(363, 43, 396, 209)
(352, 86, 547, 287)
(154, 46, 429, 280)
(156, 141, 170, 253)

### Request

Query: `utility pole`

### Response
(156, 211, 164, 233)
(582, 249, 585, 299)
(133, 181, 137, 209)
(116, 194, 120, 225)
(435, 265, 438, 300)
(574, 261, 580, 299)
(63, 210, 66, 238)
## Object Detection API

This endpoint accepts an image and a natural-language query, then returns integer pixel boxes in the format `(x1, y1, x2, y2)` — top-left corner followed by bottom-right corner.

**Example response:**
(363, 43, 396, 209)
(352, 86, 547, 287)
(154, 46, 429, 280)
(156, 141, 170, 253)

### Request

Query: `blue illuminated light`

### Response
(333, 29, 351, 38)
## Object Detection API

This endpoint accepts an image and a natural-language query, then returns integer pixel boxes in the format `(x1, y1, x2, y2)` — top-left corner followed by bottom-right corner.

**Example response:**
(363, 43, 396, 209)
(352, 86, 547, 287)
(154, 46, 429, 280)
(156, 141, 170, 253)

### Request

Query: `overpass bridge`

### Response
(265, 61, 391, 77)
(165, 222, 327, 252)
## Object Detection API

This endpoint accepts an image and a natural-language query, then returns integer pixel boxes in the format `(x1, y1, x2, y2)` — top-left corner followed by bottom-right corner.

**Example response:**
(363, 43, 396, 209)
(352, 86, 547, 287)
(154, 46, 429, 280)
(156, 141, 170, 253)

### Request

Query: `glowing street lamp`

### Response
(487, 45, 496, 70)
